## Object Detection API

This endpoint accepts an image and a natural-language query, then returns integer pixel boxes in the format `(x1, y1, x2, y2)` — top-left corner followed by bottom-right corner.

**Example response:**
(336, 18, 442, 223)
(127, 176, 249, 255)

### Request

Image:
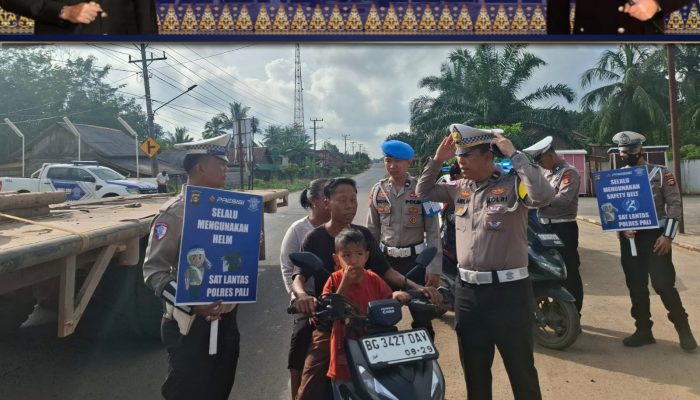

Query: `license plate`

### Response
(360, 329, 438, 368)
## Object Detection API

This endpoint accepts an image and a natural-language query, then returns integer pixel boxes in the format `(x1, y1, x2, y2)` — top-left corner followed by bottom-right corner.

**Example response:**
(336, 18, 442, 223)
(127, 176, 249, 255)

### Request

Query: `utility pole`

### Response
(666, 44, 684, 233)
(341, 134, 351, 166)
(129, 44, 167, 177)
(237, 118, 245, 190)
(310, 118, 323, 154)
(351, 141, 356, 157)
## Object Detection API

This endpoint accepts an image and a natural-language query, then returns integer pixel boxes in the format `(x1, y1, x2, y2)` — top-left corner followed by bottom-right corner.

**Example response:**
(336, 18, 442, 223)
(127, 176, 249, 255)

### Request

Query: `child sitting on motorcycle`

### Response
(325, 228, 411, 381)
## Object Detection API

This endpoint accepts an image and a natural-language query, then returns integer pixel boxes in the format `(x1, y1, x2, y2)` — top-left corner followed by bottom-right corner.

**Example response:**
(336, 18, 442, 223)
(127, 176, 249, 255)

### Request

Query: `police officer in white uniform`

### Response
(367, 139, 442, 337)
(417, 124, 554, 400)
(524, 136, 584, 313)
(611, 131, 696, 351)
(143, 134, 241, 399)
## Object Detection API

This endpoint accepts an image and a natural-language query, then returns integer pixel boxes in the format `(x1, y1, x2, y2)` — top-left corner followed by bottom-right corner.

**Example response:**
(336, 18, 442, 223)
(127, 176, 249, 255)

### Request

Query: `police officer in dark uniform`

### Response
(546, 0, 691, 34)
(524, 136, 584, 313)
(611, 131, 697, 352)
(367, 140, 442, 337)
(417, 124, 555, 400)
(0, 0, 158, 35)
(143, 134, 241, 400)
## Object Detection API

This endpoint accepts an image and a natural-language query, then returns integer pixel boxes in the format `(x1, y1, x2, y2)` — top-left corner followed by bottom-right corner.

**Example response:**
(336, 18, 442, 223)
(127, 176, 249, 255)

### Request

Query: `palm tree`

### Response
(216, 101, 251, 133)
(410, 44, 576, 156)
(202, 115, 227, 139)
(673, 45, 700, 144)
(167, 126, 194, 144)
(579, 44, 668, 144)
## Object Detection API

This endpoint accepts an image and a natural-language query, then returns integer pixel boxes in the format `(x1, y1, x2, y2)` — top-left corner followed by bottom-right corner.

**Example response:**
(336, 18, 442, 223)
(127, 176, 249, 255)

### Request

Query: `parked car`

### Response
(0, 161, 157, 200)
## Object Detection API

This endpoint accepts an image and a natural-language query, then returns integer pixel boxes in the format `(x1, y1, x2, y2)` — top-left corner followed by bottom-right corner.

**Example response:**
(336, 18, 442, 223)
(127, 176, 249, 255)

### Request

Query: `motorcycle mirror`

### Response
(289, 252, 328, 277)
(414, 247, 437, 269)
(403, 247, 438, 290)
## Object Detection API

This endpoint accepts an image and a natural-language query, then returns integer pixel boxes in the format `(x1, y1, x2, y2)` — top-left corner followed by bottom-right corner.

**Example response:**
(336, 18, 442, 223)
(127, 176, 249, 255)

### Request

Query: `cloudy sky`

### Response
(57, 43, 615, 158)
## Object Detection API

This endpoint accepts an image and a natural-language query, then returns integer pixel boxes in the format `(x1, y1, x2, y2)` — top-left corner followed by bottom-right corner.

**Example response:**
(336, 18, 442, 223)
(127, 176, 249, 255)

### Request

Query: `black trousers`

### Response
(619, 229, 689, 330)
(387, 254, 435, 339)
(548, 221, 583, 313)
(454, 278, 542, 400)
(161, 309, 240, 400)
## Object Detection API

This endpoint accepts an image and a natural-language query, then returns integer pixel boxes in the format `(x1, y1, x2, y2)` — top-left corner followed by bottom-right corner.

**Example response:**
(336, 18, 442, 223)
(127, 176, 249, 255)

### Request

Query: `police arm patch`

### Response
(561, 171, 572, 186)
(153, 222, 169, 240)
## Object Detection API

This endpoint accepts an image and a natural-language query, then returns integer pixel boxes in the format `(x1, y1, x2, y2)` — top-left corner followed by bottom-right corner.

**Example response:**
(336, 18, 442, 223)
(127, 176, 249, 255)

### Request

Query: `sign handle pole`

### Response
(629, 238, 637, 257)
(209, 320, 219, 355)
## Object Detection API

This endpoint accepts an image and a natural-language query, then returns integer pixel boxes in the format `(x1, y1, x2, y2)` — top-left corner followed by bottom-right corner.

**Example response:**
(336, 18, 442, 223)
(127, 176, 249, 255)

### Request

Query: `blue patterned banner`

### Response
(1, 1, 699, 35)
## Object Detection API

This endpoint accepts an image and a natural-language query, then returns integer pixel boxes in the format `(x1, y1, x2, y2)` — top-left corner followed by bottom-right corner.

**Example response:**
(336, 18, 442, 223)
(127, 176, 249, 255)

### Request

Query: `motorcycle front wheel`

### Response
(533, 296, 580, 350)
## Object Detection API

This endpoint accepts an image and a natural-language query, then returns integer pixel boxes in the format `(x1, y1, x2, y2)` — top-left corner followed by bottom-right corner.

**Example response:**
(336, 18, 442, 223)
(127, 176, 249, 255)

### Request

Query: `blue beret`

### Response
(381, 140, 415, 160)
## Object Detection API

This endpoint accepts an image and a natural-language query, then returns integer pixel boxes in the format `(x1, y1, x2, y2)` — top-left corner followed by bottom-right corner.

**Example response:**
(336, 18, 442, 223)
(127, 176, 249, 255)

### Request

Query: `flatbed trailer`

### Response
(0, 189, 288, 337)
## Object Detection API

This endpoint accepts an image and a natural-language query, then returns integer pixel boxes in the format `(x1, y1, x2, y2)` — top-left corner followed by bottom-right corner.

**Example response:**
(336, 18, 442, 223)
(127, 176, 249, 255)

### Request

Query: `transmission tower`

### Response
(293, 43, 305, 135)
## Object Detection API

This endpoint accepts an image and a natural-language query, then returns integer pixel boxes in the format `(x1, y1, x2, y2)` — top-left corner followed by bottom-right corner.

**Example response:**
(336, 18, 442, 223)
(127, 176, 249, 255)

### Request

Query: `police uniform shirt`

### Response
(0, 0, 158, 35)
(645, 164, 682, 222)
(366, 177, 442, 275)
(538, 162, 580, 220)
(416, 153, 555, 272)
(546, 0, 691, 34)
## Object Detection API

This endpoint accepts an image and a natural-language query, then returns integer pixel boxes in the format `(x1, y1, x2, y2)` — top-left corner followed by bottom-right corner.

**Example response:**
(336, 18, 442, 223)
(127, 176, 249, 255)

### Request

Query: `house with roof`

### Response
(0, 122, 184, 178)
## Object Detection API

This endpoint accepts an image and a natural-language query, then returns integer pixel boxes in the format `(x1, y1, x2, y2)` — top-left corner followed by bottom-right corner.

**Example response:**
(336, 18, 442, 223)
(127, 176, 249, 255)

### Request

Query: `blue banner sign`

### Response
(175, 185, 263, 305)
(592, 166, 659, 232)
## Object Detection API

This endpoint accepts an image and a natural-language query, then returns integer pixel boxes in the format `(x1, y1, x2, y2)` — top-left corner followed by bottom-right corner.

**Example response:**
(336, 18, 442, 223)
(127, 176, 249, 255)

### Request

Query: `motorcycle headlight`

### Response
(536, 256, 566, 279)
(357, 365, 399, 400)
(126, 187, 140, 194)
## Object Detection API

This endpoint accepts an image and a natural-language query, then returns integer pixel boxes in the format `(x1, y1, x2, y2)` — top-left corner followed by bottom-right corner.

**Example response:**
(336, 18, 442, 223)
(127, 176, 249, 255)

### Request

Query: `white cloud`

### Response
(36, 43, 620, 158)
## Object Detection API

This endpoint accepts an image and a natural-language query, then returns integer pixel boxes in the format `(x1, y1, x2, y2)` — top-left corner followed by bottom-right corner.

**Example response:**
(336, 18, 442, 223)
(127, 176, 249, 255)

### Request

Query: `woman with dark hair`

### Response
(291, 177, 442, 400)
(279, 178, 330, 400)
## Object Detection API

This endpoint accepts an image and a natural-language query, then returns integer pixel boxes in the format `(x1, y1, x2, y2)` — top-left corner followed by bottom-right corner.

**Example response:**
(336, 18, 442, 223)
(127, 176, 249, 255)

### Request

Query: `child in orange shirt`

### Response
(324, 228, 411, 381)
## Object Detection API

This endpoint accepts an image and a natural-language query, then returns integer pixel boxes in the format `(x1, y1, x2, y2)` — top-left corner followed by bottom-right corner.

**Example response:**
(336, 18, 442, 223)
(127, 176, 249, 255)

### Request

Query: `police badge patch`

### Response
(154, 222, 168, 240)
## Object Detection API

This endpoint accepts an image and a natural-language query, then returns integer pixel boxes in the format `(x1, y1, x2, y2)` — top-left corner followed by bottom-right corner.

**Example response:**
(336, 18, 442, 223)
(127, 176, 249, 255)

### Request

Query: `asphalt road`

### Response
(0, 164, 387, 400)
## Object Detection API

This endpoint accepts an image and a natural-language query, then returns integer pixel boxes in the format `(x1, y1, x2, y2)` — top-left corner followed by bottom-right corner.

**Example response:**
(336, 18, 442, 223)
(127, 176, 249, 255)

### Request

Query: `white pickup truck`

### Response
(0, 161, 158, 201)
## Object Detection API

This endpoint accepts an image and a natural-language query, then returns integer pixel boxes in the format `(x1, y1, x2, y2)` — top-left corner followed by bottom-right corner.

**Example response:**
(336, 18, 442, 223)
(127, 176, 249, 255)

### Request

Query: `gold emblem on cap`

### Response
(451, 128, 462, 144)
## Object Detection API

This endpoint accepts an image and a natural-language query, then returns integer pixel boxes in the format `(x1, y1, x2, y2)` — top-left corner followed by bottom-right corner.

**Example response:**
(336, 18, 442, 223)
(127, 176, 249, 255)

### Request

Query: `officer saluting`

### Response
(524, 136, 584, 314)
(611, 131, 697, 351)
(417, 124, 554, 400)
(546, 0, 691, 34)
(143, 133, 241, 399)
(367, 140, 442, 337)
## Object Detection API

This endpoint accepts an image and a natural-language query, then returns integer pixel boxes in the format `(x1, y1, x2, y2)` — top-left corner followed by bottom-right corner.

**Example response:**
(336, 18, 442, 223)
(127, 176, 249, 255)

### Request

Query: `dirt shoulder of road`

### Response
(425, 221, 700, 400)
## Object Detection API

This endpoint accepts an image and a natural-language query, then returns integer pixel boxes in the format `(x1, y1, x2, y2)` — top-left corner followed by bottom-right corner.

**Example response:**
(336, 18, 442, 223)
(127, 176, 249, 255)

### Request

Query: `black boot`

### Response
(676, 326, 697, 352)
(623, 329, 656, 347)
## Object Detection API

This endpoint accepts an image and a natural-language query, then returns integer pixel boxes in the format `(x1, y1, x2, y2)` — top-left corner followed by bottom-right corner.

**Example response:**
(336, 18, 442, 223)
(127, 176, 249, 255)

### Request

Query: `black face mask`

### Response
(621, 153, 642, 167)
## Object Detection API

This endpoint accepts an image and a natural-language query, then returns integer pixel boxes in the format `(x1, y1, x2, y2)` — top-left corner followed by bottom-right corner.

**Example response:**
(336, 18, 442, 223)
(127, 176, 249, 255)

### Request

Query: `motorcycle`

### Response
(288, 247, 445, 400)
(436, 212, 581, 350)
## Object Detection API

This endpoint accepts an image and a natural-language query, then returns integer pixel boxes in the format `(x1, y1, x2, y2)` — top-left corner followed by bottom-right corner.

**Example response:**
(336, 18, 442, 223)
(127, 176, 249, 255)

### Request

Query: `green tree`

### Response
(202, 115, 227, 139)
(263, 124, 311, 164)
(163, 127, 194, 148)
(673, 45, 700, 145)
(580, 44, 668, 145)
(409, 44, 576, 158)
(0, 47, 160, 161)
(216, 101, 251, 134)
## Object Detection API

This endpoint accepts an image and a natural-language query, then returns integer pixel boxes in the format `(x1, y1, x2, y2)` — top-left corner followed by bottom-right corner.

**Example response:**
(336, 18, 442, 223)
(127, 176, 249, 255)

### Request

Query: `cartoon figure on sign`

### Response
(221, 251, 242, 273)
(623, 199, 640, 213)
(184, 247, 211, 300)
(601, 202, 619, 226)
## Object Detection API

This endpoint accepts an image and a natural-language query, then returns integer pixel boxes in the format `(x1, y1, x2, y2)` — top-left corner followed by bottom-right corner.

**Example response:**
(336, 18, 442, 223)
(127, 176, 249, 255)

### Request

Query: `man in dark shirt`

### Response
(0, 0, 158, 35)
(290, 177, 441, 400)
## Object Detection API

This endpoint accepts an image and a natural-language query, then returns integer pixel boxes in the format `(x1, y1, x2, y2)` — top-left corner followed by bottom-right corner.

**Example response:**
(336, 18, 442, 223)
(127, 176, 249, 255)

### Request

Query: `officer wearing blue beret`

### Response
(367, 140, 442, 338)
